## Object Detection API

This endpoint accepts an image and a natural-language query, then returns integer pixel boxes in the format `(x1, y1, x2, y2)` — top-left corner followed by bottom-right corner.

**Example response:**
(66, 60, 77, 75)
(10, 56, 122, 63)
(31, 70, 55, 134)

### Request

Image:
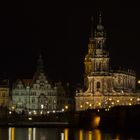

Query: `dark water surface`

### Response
(0, 127, 140, 140)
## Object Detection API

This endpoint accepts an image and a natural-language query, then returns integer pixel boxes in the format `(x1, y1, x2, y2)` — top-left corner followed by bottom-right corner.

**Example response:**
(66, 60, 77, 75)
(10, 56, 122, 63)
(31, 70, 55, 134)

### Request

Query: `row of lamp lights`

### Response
(9, 104, 69, 115)
(79, 97, 140, 110)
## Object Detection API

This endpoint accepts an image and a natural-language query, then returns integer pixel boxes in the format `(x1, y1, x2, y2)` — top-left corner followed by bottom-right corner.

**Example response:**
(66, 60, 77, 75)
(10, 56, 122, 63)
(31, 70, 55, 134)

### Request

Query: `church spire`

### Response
(99, 11, 102, 25)
(90, 16, 94, 38)
(37, 54, 44, 72)
(94, 11, 105, 38)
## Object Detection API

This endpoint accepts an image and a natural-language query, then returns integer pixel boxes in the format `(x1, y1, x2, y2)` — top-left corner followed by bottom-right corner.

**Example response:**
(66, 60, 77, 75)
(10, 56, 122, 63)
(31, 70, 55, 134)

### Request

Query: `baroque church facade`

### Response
(10, 55, 67, 114)
(75, 14, 140, 111)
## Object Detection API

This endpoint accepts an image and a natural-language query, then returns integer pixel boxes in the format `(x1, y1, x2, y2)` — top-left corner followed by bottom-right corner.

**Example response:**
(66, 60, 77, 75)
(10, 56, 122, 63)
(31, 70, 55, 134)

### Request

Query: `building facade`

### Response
(75, 14, 140, 111)
(11, 55, 67, 114)
(0, 80, 9, 107)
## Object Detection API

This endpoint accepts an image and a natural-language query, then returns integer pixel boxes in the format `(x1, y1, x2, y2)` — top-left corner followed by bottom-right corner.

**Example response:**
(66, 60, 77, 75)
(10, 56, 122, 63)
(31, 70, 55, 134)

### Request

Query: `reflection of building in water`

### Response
(64, 129, 68, 140)
(8, 127, 15, 140)
(79, 130, 83, 140)
(88, 131, 92, 140)
(93, 129, 101, 140)
(28, 128, 36, 140)
(61, 129, 68, 140)
(76, 14, 140, 111)
(78, 129, 101, 140)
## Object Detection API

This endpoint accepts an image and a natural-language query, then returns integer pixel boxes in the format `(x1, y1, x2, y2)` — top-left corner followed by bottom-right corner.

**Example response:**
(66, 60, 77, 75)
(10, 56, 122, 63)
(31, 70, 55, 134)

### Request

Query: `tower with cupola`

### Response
(84, 14, 110, 94)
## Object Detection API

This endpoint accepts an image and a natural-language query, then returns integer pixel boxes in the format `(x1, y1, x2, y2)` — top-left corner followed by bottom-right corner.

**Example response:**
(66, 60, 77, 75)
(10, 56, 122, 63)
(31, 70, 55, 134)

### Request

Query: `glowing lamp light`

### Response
(65, 105, 68, 109)
(11, 106, 15, 110)
(33, 110, 37, 115)
(41, 104, 44, 109)
(9, 111, 12, 114)
(109, 106, 111, 108)
(80, 105, 83, 108)
(29, 111, 32, 115)
(28, 117, 32, 120)
(117, 100, 120, 103)
(86, 102, 89, 105)
(111, 102, 114, 105)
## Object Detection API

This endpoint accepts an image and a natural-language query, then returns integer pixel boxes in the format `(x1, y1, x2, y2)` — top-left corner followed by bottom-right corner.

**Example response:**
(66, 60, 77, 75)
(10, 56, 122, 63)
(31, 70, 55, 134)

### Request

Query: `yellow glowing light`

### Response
(11, 106, 15, 110)
(98, 102, 101, 106)
(109, 98, 112, 101)
(80, 105, 83, 108)
(117, 100, 119, 103)
(130, 98, 133, 101)
(88, 131, 92, 140)
(86, 102, 89, 105)
(89, 104, 92, 107)
(65, 105, 68, 109)
(137, 98, 140, 101)
(129, 103, 132, 106)
(111, 102, 114, 105)
(79, 130, 83, 140)
(11, 127, 15, 140)
(138, 80, 140, 84)
(8, 128, 14, 140)
(91, 116, 101, 128)
(64, 128, 68, 140)
(94, 129, 101, 140)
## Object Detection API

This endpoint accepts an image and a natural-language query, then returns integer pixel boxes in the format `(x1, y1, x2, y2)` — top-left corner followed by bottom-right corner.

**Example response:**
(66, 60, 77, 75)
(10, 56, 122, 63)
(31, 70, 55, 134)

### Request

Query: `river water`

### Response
(0, 127, 140, 140)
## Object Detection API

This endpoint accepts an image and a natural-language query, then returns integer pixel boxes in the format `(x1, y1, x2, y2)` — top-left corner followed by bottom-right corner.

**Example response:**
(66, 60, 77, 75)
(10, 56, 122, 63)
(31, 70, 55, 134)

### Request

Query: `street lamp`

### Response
(64, 105, 68, 111)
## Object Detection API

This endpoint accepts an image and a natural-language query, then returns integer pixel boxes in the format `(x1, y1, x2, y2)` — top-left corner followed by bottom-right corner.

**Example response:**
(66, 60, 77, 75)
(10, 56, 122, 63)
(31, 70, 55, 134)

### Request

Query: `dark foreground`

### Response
(1, 105, 140, 130)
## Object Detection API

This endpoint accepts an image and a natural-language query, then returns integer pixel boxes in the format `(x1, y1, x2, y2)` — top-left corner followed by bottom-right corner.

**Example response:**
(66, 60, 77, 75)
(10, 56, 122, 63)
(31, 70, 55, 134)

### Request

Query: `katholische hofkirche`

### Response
(75, 14, 140, 111)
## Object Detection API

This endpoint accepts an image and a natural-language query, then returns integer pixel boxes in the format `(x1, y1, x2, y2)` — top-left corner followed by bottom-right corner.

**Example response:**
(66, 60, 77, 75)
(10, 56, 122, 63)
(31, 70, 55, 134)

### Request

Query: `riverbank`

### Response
(1, 105, 140, 129)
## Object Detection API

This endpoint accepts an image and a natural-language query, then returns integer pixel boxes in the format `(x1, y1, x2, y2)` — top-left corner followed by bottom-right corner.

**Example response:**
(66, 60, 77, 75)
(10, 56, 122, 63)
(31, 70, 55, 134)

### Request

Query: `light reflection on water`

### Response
(0, 127, 139, 140)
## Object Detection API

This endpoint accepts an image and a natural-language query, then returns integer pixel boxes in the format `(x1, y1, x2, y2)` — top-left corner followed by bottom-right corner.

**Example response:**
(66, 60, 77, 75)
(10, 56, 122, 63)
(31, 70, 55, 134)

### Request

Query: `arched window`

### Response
(97, 82, 101, 89)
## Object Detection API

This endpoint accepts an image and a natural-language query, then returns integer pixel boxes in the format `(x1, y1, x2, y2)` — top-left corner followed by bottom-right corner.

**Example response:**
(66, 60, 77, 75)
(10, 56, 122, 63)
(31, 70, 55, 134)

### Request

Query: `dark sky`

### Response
(0, 1, 140, 85)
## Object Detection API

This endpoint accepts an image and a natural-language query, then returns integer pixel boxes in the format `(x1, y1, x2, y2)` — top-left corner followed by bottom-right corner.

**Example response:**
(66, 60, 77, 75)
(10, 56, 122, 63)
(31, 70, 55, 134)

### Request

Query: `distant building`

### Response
(11, 55, 67, 114)
(75, 14, 140, 111)
(0, 79, 9, 107)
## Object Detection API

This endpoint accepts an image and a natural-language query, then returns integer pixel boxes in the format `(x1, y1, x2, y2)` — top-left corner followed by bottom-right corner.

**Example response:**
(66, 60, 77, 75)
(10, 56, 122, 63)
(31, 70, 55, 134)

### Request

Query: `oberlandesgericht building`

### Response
(75, 14, 140, 111)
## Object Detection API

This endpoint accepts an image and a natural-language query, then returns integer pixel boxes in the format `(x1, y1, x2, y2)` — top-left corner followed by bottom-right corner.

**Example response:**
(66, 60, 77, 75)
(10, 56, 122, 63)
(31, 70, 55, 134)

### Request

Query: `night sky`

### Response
(0, 2, 140, 85)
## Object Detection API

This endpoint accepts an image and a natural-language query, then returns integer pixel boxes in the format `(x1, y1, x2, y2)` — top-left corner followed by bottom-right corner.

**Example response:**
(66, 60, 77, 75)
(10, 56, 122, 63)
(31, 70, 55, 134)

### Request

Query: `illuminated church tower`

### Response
(76, 14, 138, 111)
(84, 14, 110, 94)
